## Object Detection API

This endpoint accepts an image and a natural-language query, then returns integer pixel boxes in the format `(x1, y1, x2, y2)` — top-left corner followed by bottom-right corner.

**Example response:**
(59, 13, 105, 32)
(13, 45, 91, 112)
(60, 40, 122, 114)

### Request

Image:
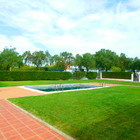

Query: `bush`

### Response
(111, 66, 121, 72)
(0, 71, 72, 81)
(12, 65, 36, 71)
(72, 71, 85, 80)
(47, 63, 65, 71)
(102, 72, 132, 79)
(86, 72, 97, 79)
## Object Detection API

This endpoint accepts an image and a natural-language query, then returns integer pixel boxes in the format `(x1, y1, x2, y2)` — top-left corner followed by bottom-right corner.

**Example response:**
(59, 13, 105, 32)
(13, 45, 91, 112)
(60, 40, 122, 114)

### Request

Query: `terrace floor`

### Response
(0, 99, 67, 140)
(0, 87, 43, 99)
(0, 83, 118, 140)
(0, 87, 70, 140)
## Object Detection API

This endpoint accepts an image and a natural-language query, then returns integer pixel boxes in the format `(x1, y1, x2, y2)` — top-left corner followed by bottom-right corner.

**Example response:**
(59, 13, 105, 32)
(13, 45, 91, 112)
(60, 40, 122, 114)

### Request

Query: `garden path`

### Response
(0, 99, 68, 140)
(0, 87, 42, 99)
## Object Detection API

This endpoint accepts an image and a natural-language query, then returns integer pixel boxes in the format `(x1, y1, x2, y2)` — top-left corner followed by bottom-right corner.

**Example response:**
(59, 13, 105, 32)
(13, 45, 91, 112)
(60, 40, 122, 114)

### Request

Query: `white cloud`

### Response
(127, 0, 140, 8)
(0, 0, 140, 58)
(97, 29, 126, 43)
(57, 17, 77, 30)
(0, 34, 40, 53)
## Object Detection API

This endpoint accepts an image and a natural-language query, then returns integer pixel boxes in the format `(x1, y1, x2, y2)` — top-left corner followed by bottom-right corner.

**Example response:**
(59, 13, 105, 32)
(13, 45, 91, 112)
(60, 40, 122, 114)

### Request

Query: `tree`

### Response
(50, 55, 62, 65)
(22, 51, 32, 64)
(60, 51, 74, 69)
(74, 54, 83, 70)
(31, 51, 46, 69)
(130, 57, 140, 72)
(82, 53, 96, 72)
(119, 53, 130, 71)
(95, 49, 119, 71)
(48, 62, 65, 71)
(111, 66, 121, 72)
(0, 47, 22, 70)
(45, 51, 51, 65)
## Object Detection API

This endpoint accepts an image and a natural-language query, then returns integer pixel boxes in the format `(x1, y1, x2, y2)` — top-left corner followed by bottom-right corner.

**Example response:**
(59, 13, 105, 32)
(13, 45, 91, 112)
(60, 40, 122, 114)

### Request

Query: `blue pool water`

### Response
(25, 84, 100, 92)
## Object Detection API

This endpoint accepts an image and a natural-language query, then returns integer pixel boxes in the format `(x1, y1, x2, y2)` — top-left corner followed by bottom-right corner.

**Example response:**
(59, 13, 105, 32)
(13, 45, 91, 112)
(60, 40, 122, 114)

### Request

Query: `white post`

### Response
(138, 72, 140, 82)
(138, 75, 140, 82)
(131, 73, 134, 81)
(100, 72, 102, 79)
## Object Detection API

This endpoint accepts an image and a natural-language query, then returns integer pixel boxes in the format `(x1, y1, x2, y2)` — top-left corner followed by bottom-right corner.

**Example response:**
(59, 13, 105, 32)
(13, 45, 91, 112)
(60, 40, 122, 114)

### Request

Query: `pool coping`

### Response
(19, 83, 108, 95)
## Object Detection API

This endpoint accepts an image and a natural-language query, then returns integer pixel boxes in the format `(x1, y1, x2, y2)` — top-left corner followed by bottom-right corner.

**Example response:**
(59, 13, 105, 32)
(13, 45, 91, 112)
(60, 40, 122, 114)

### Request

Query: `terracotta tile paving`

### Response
(0, 87, 43, 99)
(0, 100, 67, 140)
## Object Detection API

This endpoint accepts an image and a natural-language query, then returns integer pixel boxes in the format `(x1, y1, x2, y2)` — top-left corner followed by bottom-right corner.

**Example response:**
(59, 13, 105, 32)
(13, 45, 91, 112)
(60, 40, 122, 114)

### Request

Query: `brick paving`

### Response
(0, 87, 43, 99)
(0, 100, 67, 140)
(0, 82, 115, 140)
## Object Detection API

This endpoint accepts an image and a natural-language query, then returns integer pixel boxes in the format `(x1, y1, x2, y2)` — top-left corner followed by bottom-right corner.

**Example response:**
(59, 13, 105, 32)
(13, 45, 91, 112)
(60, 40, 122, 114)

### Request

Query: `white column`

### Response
(131, 73, 134, 81)
(139, 74, 140, 82)
(100, 72, 102, 79)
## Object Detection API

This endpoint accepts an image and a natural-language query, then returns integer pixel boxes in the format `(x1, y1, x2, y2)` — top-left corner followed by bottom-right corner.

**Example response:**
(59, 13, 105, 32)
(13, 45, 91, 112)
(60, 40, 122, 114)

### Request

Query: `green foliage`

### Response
(102, 72, 132, 79)
(119, 53, 131, 71)
(60, 52, 74, 70)
(1, 79, 140, 88)
(82, 53, 96, 72)
(0, 71, 72, 81)
(12, 65, 36, 71)
(1, 47, 140, 73)
(9, 86, 140, 140)
(74, 53, 96, 72)
(72, 71, 85, 80)
(12, 65, 48, 71)
(86, 72, 97, 79)
(130, 57, 140, 71)
(74, 54, 83, 70)
(48, 63, 65, 71)
(95, 49, 119, 71)
(111, 66, 121, 72)
(22, 51, 32, 64)
(50, 52, 74, 70)
(31, 51, 46, 68)
(0, 47, 23, 70)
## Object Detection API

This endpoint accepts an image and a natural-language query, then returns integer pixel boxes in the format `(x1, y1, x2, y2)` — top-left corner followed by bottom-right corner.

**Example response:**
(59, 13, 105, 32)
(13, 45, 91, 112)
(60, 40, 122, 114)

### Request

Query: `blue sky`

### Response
(0, 0, 140, 57)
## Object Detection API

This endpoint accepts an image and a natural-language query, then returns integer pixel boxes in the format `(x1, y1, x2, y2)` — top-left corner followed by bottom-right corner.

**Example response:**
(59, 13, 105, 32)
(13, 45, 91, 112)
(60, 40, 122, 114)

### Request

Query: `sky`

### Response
(0, 0, 140, 57)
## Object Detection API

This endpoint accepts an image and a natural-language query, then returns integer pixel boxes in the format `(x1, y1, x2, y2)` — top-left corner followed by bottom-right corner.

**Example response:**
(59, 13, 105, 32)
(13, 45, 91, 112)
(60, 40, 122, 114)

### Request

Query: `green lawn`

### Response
(1, 79, 140, 87)
(0, 80, 96, 87)
(9, 86, 140, 140)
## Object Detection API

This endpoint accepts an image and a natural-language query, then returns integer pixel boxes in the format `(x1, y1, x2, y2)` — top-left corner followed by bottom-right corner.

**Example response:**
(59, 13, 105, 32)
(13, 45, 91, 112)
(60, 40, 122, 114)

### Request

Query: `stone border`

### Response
(6, 99, 75, 140)
(19, 83, 106, 95)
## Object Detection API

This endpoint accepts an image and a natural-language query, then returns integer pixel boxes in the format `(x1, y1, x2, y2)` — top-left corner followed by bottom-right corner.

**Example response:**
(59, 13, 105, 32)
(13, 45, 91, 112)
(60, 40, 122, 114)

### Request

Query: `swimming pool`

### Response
(24, 84, 101, 93)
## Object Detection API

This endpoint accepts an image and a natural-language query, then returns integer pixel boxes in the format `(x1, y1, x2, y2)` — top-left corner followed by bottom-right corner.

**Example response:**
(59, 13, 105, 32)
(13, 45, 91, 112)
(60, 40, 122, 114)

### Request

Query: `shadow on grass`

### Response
(73, 104, 140, 140)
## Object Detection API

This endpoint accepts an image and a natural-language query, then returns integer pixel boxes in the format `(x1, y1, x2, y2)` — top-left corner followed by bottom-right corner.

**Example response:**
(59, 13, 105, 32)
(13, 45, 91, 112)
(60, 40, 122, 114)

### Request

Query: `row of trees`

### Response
(0, 47, 140, 72)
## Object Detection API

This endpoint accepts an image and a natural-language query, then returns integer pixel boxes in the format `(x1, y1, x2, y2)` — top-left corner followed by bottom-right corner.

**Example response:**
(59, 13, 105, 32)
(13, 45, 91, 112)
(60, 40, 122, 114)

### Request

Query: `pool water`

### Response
(25, 84, 100, 92)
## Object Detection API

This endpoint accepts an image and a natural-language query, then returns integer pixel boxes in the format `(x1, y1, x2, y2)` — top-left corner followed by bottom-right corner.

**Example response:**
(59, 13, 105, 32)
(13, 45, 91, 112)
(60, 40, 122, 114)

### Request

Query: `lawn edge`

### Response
(6, 99, 75, 140)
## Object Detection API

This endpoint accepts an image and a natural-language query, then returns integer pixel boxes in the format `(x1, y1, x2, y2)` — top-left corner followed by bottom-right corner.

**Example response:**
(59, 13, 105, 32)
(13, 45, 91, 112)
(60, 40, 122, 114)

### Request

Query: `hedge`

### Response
(0, 71, 72, 81)
(102, 72, 132, 79)
(86, 72, 97, 79)
(72, 71, 86, 80)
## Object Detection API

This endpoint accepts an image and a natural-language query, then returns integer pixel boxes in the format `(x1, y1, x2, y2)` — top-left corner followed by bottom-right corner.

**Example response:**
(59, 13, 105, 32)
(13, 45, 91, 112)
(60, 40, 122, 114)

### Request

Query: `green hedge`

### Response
(0, 71, 72, 81)
(102, 72, 132, 79)
(86, 72, 97, 79)
(72, 71, 86, 80)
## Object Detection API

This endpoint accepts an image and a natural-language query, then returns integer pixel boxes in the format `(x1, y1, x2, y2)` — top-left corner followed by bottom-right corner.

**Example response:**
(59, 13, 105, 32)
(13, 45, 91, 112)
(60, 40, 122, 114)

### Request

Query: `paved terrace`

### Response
(0, 83, 119, 140)
(0, 87, 73, 140)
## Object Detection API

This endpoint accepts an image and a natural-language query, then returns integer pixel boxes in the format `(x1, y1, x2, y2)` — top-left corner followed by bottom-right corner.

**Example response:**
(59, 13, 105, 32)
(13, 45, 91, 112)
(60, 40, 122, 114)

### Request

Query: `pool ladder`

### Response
(99, 82, 105, 87)
(55, 84, 63, 91)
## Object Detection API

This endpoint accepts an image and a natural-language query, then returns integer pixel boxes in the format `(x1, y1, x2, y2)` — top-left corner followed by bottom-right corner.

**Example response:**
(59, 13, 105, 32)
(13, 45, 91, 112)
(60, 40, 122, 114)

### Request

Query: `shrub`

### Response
(111, 66, 121, 72)
(0, 71, 72, 81)
(48, 63, 65, 71)
(86, 72, 97, 79)
(102, 72, 132, 79)
(72, 71, 85, 80)
(12, 65, 36, 71)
